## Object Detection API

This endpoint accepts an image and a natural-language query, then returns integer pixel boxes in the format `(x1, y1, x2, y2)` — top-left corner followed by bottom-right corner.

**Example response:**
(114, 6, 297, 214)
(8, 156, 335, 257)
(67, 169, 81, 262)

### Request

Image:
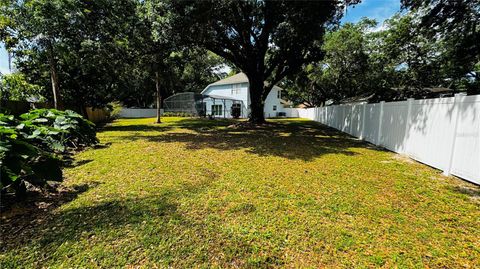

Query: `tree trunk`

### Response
(7, 51, 12, 73)
(155, 71, 162, 124)
(47, 42, 62, 110)
(247, 75, 266, 123)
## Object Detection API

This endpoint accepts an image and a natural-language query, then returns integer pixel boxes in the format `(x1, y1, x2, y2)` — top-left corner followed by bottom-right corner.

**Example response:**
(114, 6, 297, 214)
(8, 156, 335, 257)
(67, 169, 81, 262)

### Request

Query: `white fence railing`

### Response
(287, 94, 480, 185)
(119, 108, 162, 118)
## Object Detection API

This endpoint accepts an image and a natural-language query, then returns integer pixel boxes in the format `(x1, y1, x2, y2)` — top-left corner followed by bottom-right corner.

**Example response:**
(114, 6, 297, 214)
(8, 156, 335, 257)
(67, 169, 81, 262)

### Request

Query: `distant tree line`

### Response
(0, 0, 229, 116)
(1, 0, 478, 121)
(284, 0, 479, 107)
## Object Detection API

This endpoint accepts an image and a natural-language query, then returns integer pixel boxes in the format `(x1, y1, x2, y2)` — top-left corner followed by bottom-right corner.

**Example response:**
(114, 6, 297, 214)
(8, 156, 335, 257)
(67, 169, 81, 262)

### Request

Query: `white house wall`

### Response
(203, 83, 249, 118)
(263, 86, 285, 118)
(204, 83, 285, 118)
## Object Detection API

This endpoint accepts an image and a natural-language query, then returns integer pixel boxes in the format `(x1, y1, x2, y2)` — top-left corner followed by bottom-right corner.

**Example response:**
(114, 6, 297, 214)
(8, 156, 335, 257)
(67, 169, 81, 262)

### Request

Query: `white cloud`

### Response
(368, 22, 389, 33)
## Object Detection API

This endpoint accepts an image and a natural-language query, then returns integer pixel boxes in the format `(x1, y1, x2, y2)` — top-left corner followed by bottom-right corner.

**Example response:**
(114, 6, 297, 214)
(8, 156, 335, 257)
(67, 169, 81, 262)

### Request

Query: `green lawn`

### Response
(2, 117, 479, 268)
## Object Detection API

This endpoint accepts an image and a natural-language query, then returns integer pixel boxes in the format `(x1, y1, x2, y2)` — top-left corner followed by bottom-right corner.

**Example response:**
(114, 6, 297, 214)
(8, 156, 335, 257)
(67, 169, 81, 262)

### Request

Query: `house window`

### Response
(273, 105, 277, 111)
(212, 104, 223, 116)
(231, 84, 241, 94)
(277, 89, 281, 99)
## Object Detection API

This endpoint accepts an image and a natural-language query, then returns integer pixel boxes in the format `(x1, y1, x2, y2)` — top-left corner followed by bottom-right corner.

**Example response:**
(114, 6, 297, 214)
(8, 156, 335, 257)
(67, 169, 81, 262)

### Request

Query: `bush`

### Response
(19, 109, 98, 152)
(106, 101, 123, 119)
(0, 109, 98, 198)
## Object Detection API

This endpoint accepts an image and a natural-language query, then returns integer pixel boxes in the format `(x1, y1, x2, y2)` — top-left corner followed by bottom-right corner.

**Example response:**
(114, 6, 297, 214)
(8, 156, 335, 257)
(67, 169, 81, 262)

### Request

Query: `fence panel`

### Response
(450, 95, 480, 183)
(289, 94, 480, 185)
(349, 104, 363, 137)
(119, 108, 162, 118)
(85, 107, 109, 123)
(405, 98, 456, 171)
(284, 108, 299, 118)
(363, 103, 380, 145)
(381, 101, 408, 153)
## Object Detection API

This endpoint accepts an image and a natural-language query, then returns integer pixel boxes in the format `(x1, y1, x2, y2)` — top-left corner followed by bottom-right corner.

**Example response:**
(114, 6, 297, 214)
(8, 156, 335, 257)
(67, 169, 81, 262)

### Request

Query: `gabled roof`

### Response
(201, 72, 283, 94)
(209, 73, 249, 86)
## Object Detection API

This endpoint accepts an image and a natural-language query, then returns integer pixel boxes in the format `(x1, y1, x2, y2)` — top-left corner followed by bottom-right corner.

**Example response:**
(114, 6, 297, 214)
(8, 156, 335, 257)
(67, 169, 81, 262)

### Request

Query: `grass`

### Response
(1, 117, 479, 268)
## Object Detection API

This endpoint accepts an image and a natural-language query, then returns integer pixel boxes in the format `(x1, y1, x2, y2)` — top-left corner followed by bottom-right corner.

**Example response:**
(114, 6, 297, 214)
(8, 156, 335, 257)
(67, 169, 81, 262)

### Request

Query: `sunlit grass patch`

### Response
(1, 117, 479, 268)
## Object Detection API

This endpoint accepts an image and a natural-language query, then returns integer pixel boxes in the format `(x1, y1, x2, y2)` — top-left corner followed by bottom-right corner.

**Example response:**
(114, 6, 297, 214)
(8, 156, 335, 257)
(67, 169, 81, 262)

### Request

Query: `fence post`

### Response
(403, 98, 414, 154)
(442, 93, 466, 176)
(377, 101, 385, 145)
(360, 102, 366, 140)
(349, 105, 354, 135)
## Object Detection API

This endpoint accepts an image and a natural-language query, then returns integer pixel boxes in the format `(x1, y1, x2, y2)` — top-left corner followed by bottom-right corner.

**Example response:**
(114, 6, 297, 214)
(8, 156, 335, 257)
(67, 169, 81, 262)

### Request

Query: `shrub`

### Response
(19, 109, 98, 152)
(0, 109, 98, 198)
(106, 101, 123, 119)
(0, 114, 62, 197)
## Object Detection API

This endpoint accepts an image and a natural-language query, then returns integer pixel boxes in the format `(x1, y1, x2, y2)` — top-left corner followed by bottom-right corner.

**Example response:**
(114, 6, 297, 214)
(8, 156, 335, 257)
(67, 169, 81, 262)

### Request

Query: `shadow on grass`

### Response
(449, 185, 480, 200)
(101, 124, 174, 132)
(109, 118, 366, 161)
(0, 176, 274, 267)
(63, 159, 93, 168)
(32, 196, 180, 248)
(0, 177, 214, 248)
(102, 118, 234, 132)
(1, 182, 100, 250)
(0, 184, 174, 250)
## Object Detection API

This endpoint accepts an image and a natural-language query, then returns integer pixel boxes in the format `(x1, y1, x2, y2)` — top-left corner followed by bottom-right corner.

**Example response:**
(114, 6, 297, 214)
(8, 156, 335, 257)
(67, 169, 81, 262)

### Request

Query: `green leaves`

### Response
(19, 108, 98, 152)
(0, 73, 45, 102)
(0, 109, 98, 196)
(164, 0, 350, 121)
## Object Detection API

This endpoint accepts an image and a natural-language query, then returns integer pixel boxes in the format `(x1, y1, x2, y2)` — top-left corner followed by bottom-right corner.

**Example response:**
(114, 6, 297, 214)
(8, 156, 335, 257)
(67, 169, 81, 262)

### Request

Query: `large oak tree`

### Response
(161, 0, 357, 123)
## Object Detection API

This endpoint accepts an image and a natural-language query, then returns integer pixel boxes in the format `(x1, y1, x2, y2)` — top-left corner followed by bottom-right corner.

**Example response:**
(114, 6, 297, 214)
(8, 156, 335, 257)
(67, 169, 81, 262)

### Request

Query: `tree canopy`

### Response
(284, 6, 479, 107)
(1, 0, 478, 118)
(161, 0, 359, 122)
(0, 0, 229, 114)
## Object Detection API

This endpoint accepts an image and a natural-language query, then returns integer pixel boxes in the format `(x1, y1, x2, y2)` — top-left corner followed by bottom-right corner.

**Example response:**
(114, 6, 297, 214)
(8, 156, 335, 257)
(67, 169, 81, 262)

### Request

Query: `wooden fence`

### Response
(85, 107, 110, 123)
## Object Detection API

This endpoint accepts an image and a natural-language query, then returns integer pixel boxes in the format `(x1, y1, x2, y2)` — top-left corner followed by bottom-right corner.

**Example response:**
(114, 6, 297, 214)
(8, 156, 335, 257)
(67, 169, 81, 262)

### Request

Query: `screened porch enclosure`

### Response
(163, 92, 204, 115)
(163, 92, 246, 118)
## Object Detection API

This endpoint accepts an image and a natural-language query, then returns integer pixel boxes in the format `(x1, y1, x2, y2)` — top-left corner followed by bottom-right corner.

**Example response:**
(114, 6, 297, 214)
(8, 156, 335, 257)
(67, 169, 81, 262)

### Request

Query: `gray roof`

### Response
(203, 72, 283, 93)
(210, 73, 249, 86)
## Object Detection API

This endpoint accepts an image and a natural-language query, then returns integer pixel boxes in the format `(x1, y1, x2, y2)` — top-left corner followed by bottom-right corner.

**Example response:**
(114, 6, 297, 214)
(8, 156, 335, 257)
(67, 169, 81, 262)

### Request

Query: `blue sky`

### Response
(0, 43, 10, 75)
(342, 0, 400, 24)
(0, 0, 400, 75)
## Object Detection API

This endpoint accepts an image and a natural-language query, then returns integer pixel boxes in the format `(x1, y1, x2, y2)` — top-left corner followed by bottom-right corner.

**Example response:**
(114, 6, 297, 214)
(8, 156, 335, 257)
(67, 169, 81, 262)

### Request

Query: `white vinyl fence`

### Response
(287, 94, 480, 185)
(119, 108, 162, 118)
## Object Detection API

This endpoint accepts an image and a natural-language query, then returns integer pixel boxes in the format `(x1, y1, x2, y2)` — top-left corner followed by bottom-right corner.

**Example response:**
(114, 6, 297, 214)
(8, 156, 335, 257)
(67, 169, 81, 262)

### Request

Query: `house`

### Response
(201, 73, 286, 118)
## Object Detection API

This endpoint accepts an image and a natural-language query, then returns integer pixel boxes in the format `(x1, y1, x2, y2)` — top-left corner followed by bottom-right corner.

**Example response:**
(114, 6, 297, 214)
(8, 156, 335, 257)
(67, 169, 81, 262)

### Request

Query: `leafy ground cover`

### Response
(1, 117, 479, 268)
